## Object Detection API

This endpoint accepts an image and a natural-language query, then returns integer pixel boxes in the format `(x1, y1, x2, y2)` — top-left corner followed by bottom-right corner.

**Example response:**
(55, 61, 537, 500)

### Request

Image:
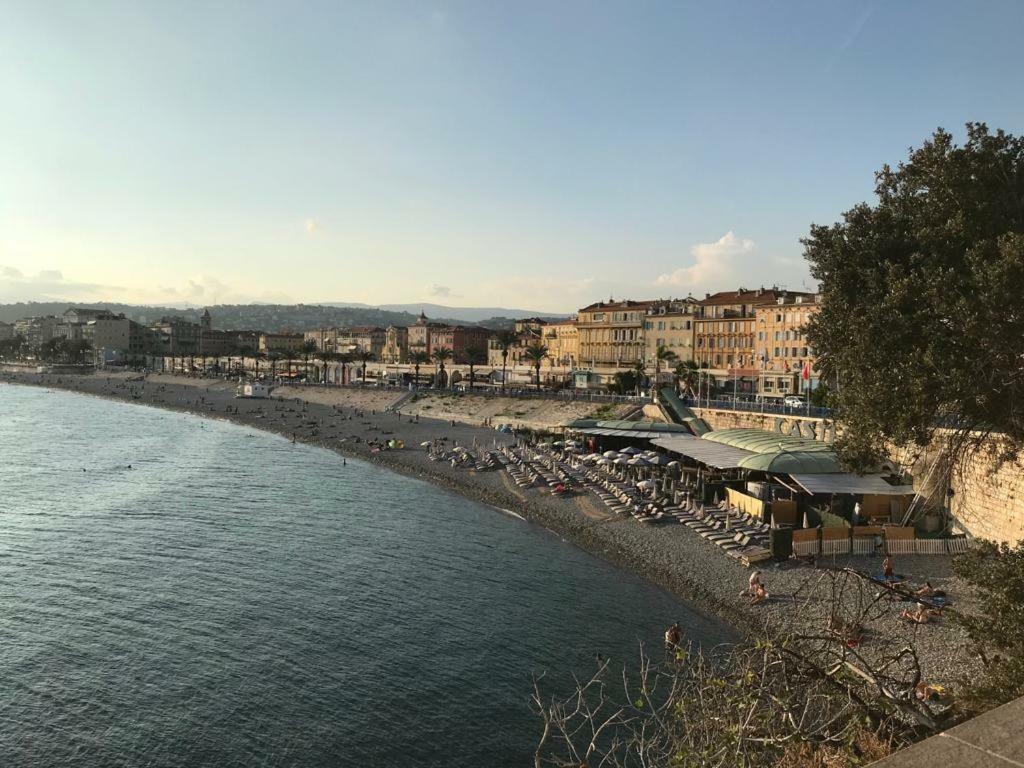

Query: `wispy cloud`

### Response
(0, 265, 124, 302)
(428, 283, 452, 298)
(304, 217, 322, 234)
(655, 231, 756, 289)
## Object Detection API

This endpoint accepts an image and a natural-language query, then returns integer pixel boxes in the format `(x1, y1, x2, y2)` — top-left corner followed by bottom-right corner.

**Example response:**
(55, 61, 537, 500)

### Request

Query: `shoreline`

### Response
(2, 370, 980, 682)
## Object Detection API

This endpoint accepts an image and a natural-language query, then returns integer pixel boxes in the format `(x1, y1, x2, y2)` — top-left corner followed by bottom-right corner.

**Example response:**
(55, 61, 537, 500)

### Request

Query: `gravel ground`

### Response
(2, 369, 982, 686)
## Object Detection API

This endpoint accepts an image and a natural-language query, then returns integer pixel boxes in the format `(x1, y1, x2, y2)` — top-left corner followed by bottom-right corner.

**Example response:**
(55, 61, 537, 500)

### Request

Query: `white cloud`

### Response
(655, 231, 756, 289)
(428, 283, 451, 298)
(304, 218, 322, 234)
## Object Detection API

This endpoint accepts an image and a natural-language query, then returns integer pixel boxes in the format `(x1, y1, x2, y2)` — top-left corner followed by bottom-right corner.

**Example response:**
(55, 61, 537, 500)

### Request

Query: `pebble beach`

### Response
(1, 369, 982, 687)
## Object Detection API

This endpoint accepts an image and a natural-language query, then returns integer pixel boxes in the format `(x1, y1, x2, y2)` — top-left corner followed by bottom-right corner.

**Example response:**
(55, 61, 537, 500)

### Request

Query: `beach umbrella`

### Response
(614, 457, 631, 465)
(602, 451, 619, 458)
(645, 454, 672, 466)
(420, 441, 431, 447)
(619, 446, 642, 455)
(667, 460, 681, 467)
(627, 457, 650, 467)
(636, 479, 657, 489)
(597, 457, 614, 466)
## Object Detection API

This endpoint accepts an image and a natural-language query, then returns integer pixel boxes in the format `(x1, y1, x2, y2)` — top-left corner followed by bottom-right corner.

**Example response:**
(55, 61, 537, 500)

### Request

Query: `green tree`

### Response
(632, 359, 647, 396)
(493, 330, 519, 392)
(805, 123, 1024, 471)
(952, 541, 1024, 714)
(354, 348, 375, 384)
(431, 346, 452, 388)
(410, 350, 430, 389)
(654, 345, 678, 390)
(674, 359, 699, 397)
(522, 342, 549, 391)
(299, 340, 318, 381)
(606, 370, 638, 395)
(463, 345, 486, 391)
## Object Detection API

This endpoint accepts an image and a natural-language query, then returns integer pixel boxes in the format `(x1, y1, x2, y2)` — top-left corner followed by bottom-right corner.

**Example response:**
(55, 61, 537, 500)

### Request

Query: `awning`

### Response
(650, 436, 755, 470)
(576, 427, 680, 439)
(788, 473, 916, 496)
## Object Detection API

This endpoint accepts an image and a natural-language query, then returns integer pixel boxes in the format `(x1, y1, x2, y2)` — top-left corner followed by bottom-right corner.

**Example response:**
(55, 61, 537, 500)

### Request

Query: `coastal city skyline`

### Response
(3, 2, 1022, 312)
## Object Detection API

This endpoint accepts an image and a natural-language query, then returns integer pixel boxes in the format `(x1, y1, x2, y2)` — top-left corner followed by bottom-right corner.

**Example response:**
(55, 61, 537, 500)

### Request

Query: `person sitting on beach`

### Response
(901, 603, 930, 624)
(750, 583, 768, 605)
(882, 556, 895, 580)
(914, 582, 935, 599)
(741, 570, 763, 598)
(664, 622, 681, 649)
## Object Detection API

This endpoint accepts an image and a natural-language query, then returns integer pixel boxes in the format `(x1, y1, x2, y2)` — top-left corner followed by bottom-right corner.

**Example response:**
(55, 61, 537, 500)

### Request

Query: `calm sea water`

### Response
(0, 384, 731, 767)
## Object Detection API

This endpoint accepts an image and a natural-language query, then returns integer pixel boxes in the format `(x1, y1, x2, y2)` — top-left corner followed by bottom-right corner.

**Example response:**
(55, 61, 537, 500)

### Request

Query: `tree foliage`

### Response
(951, 541, 1024, 714)
(804, 123, 1024, 471)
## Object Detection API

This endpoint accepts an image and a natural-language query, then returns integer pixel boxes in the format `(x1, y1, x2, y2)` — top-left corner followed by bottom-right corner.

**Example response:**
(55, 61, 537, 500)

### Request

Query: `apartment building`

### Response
(755, 294, 821, 399)
(576, 300, 661, 368)
(428, 325, 491, 364)
(643, 298, 699, 373)
(258, 332, 305, 354)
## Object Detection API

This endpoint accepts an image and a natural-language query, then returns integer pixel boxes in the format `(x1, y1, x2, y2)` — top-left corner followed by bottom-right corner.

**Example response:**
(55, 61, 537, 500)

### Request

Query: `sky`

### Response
(1, 1, 1022, 313)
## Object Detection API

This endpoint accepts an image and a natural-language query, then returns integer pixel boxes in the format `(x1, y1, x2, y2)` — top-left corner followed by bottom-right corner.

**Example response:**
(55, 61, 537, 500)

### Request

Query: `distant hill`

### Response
(0, 301, 551, 333)
(322, 302, 569, 323)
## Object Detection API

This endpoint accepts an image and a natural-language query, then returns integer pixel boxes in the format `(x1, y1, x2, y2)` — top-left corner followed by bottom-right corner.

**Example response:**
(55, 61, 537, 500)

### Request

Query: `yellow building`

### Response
(576, 300, 660, 368)
(542, 319, 579, 368)
(755, 294, 821, 399)
(643, 298, 698, 377)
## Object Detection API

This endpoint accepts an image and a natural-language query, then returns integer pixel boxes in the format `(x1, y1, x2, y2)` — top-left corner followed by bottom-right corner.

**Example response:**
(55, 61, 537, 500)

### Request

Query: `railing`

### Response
(693, 397, 834, 419)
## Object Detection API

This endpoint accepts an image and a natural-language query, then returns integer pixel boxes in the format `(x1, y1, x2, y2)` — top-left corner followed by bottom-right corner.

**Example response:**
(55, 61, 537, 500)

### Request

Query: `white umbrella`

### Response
(597, 458, 614, 466)
(636, 479, 657, 489)
(420, 441, 431, 447)
(603, 451, 619, 458)
(627, 457, 650, 466)
(645, 454, 672, 466)
(614, 457, 631, 465)
(620, 446, 642, 456)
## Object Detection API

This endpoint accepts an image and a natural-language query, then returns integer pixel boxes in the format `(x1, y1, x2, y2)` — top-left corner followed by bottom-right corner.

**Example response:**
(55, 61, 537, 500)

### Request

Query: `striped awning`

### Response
(650, 435, 755, 469)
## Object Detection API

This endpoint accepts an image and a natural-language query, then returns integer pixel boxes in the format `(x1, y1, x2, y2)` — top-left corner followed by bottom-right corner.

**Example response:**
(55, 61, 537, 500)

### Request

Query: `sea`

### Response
(0, 384, 732, 766)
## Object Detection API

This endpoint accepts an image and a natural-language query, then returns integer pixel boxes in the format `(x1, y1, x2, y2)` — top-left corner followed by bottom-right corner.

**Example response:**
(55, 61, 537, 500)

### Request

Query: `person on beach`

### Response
(664, 622, 681, 649)
(750, 583, 768, 605)
(901, 603, 930, 624)
(741, 570, 763, 598)
(882, 555, 895, 580)
(914, 582, 935, 599)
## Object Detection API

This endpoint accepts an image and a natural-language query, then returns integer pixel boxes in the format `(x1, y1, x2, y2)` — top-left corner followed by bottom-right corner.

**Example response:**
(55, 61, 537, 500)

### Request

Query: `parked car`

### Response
(783, 395, 804, 409)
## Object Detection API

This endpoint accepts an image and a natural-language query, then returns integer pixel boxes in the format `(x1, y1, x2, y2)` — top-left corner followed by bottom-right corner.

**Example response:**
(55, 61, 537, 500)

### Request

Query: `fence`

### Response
(788, 532, 976, 557)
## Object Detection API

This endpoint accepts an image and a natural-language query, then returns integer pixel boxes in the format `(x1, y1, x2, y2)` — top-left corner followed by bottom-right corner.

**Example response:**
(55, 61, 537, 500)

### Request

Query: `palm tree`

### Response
(336, 352, 352, 385)
(354, 349, 375, 384)
(252, 350, 265, 378)
(268, 351, 281, 379)
(493, 330, 519, 392)
(632, 358, 647, 396)
(522, 342, 549, 391)
(280, 350, 297, 379)
(318, 348, 333, 383)
(299, 340, 318, 381)
(674, 359, 700, 398)
(654, 345, 678, 393)
(463, 345, 486, 392)
(410, 350, 430, 389)
(431, 347, 452, 389)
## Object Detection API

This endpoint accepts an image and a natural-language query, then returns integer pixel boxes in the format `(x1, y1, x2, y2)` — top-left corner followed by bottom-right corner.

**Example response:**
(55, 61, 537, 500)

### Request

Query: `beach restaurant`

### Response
(565, 420, 916, 529)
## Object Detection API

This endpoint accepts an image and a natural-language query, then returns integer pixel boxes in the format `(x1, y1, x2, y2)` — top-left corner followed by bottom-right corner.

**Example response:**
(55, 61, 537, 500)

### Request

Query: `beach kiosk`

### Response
(236, 382, 271, 399)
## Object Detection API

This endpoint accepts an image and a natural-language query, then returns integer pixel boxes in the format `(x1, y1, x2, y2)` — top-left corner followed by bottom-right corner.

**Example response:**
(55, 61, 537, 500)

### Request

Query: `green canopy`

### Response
(702, 427, 831, 454)
(738, 450, 843, 473)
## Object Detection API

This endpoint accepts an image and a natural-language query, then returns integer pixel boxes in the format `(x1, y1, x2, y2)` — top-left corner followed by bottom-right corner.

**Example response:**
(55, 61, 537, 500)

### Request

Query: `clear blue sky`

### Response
(1, 1, 1021, 312)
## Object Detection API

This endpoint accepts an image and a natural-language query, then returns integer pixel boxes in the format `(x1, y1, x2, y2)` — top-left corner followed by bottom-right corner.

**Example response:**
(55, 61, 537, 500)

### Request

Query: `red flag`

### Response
(801, 361, 811, 380)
